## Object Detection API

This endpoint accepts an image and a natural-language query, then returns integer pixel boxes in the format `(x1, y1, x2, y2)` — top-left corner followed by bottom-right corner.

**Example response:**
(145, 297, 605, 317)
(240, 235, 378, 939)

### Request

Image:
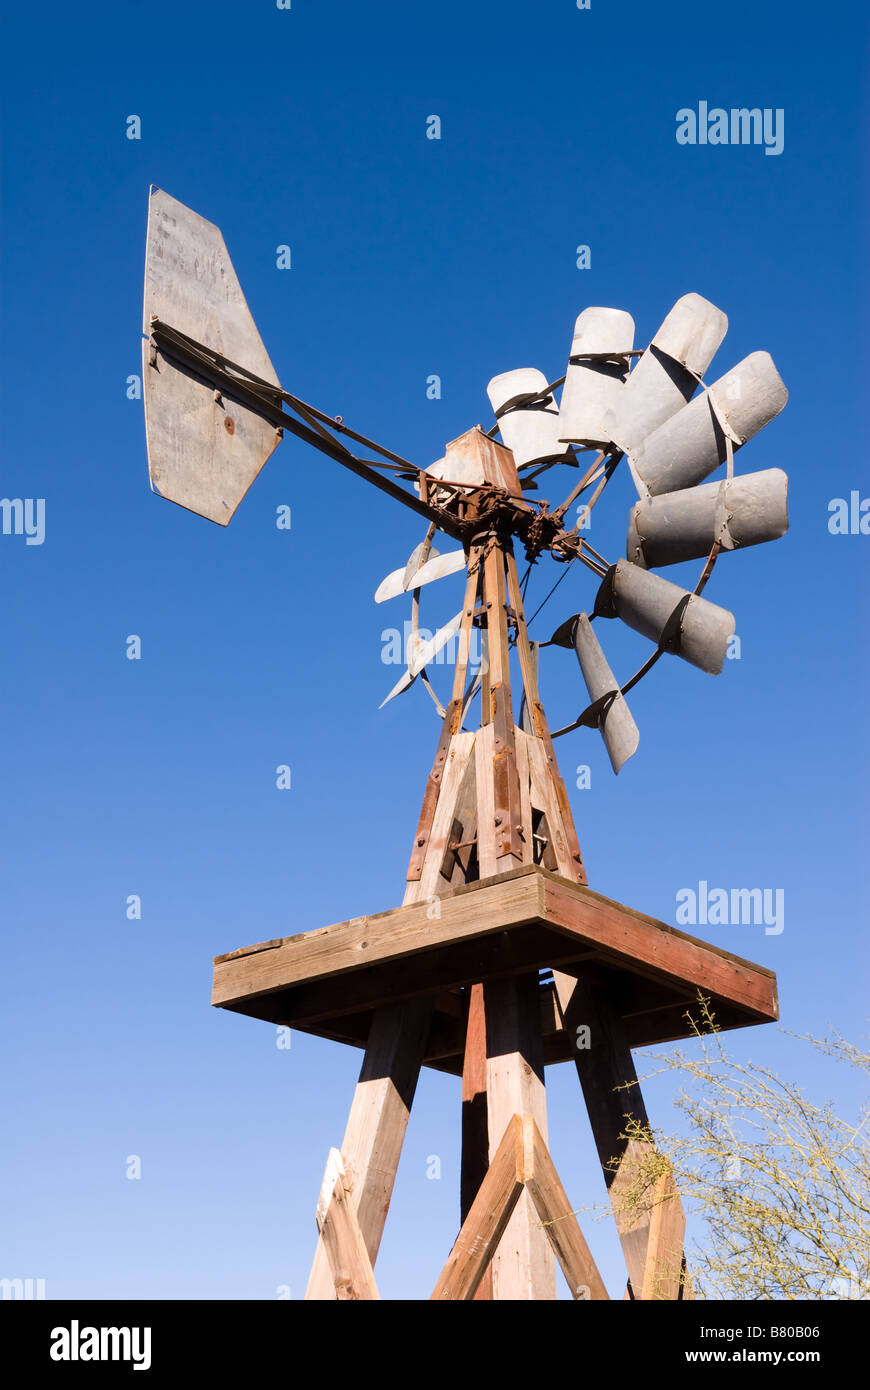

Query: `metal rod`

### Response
(149, 322, 468, 539)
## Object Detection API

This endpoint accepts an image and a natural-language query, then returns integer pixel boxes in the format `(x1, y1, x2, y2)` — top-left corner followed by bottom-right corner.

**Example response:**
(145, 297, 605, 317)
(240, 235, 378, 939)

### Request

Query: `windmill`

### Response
(142, 187, 787, 1300)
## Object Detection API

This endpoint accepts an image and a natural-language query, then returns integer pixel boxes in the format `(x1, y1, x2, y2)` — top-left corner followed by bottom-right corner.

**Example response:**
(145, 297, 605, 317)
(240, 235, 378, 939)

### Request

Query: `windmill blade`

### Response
(631, 352, 789, 497)
(612, 293, 728, 455)
(142, 187, 283, 525)
(627, 468, 789, 569)
(558, 308, 635, 448)
(486, 369, 576, 470)
(374, 541, 442, 602)
(595, 559, 735, 675)
(402, 537, 439, 590)
(573, 615, 639, 773)
(406, 548, 467, 590)
(379, 611, 463, 707)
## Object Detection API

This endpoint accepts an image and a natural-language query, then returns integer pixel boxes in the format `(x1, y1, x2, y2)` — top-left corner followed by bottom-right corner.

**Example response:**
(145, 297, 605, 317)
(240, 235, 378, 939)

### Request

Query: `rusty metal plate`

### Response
(142, 187, 282, 525)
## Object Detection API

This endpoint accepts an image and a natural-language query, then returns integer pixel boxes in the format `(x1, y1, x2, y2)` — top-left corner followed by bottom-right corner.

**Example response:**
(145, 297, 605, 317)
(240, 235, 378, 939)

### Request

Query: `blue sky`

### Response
(1, 0, 867, 1299)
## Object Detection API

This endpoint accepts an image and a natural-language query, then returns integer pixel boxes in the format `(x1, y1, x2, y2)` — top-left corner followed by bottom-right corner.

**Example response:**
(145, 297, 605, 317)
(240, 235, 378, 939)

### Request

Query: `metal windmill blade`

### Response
(573, 614, 639, 773)
(613, 293, 728, 454)
(379, 611, 464, 707)
(627, 468, 789, 569)
(594, 559, 735, 674)
(630, 352, 789, 497)
(375, 540, 448, 603)
(142, 187, 283, 525)
(486, 369, 576, 471)
(558, 307, 636, 448)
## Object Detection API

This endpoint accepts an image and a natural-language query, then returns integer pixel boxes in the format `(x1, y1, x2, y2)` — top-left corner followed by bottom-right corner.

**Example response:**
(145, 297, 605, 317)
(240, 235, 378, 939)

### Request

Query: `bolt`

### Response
(214, 389, 222, 403)
(417, 837, 425, 846)
(224, 416, 235, 435)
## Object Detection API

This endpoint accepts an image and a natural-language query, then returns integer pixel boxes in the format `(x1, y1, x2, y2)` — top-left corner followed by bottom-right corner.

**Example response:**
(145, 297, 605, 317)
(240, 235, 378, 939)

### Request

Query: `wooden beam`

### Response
(269, 926, 594, 1029)
(461, 984, 494, 1299)
(484, 975, 556, 1299)
(431, 1114, 525, 1301)
(552, 967, 653, 1294)
(305, 997, 432, 1299)
(213, 865, 779, 1045)
(315, 1148, 380, 1300)
(542, 874, 779, 1018)
(640, 1160, 686, 1301)
(522, 1116, 609, 1301)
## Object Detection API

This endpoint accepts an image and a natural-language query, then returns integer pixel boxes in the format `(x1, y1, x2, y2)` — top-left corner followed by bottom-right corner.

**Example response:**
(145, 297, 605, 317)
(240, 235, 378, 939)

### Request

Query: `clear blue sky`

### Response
(1, 0, 867, 1300)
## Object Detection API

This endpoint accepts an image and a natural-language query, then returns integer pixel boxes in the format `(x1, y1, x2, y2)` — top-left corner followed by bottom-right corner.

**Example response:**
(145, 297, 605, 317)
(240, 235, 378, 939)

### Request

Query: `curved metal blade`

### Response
(559, 307, 635, 448)
(627, 468, 789, 568)
(374, 541, 442, 603)
(404, 548, 467, 590)
(631, 352, 788, 497)
(596, 560, 735, 675)
(487, 368, 575, 470)
(573, 614, 639, 773)
(379, 611, 463, 707)
(613, 293, 728, 455)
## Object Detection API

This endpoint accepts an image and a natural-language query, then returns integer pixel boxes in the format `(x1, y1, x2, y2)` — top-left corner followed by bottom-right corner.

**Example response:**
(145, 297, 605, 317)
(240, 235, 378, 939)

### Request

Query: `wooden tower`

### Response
(210, 428, 778, 1301)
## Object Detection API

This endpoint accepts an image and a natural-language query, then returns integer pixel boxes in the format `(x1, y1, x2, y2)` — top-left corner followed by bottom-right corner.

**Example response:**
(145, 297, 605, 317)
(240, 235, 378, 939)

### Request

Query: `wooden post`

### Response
(461, 983, 493, 1299)
(305, 997, 433, 1299)
(315, 1149, 380, 1300)
(553, 964, 688, 1298)
(484, 974, 557, 1299)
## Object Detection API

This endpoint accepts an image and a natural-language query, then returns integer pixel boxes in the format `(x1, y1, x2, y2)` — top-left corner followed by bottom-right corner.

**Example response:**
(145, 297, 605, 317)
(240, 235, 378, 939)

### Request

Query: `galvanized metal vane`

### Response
(142, 188, 284, 525)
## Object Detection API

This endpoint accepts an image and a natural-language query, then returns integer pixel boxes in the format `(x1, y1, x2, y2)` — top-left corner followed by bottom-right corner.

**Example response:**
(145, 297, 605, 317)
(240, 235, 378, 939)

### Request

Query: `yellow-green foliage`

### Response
(605, 996, 869, 1300)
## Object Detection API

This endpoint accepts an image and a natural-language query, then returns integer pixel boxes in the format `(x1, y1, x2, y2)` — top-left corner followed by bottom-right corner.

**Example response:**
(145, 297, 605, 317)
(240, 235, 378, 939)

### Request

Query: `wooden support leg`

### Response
(315, 1149, 380, 1300)
(553, 964, 688, 1299)
(433, 1114, 608, 1302)
(484, 974, 557, 1299)
(461, 983, 493, 1299)
(305, 997, 433, 1299)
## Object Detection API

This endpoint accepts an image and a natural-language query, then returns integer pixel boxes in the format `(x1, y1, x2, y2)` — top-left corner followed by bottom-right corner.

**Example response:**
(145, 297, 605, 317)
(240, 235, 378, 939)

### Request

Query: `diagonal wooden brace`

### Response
(431, 1114, 608, 1301)
(315, 1148, 380, 1300)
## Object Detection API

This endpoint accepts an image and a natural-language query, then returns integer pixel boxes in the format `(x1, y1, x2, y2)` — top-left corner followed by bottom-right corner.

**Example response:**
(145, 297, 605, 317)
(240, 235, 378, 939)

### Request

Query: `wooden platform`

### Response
(211, 865, 778, 1075)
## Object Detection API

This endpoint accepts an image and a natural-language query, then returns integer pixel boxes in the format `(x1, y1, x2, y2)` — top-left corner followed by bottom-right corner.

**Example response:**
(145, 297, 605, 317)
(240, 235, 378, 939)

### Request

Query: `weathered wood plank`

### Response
(213, 865, 778, 1045)
(315, 1149, 380, 1300)
(640, 1160, 686, 1301)
(484, 975, 556, 1299)
(305, 998, 432, 1299)
(213, 869, 545, 1006)
(544, 876, 778, 1017)
(431, 1115, 525, 1301)
(553, 967, 653, 1294)
(523, 1116, 609, 1301)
